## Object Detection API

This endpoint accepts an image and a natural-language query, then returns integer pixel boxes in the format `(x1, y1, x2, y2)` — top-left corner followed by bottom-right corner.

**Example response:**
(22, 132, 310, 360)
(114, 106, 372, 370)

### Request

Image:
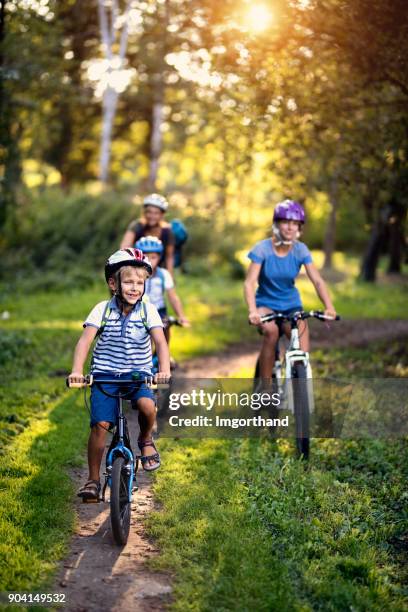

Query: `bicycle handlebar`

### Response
(66, 374, 170, 390)
(166, 316, 183, 327)
(257, 310, 341, 324)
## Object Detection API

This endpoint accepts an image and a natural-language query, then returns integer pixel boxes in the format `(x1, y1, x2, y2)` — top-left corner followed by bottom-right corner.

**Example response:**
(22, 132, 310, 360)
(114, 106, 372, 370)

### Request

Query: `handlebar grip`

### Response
(149, 382, 171, 390)
(66, 375, 93, 388)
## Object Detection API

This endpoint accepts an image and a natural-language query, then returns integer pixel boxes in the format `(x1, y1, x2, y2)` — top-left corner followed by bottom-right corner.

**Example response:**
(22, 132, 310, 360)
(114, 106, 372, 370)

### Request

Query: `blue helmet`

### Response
(135, 235, 164, 254)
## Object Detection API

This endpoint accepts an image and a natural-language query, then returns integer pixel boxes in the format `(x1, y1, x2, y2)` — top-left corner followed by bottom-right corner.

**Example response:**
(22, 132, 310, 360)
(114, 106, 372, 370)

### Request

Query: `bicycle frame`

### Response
(104, 395, 136, 503)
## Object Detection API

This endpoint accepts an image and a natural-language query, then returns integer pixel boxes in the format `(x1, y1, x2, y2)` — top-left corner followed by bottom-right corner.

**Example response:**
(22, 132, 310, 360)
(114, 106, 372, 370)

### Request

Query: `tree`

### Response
(97, 0, 133, 184)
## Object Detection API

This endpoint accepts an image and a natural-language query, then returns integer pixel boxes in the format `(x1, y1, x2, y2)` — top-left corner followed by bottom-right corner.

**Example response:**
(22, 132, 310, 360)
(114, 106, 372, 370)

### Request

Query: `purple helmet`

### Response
(273, 200, 305, 224)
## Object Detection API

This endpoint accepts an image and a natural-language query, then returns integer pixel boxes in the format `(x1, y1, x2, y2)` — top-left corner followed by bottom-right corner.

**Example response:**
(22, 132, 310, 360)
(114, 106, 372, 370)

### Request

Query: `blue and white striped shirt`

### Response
(84, 297, 163, 374)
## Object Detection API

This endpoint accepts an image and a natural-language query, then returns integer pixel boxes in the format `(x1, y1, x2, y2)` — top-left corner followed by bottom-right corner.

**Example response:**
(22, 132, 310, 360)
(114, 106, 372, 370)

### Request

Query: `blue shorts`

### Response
(157, 307, 168, 321)
(257, 305, 302, 316)
(90, 372, 155, 428)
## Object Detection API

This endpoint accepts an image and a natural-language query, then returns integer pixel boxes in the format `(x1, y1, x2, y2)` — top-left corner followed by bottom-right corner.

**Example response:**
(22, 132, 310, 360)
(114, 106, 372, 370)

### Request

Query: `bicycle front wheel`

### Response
(292, 363, 310, 459)
(110, 455, 132, 545)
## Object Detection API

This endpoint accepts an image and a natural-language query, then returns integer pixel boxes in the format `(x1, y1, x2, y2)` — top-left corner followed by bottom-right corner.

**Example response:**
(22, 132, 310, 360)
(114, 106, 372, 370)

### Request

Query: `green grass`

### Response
(296, 251, 408, 319)
(148, 340, 408, 611)
(0, 389, 86, 592)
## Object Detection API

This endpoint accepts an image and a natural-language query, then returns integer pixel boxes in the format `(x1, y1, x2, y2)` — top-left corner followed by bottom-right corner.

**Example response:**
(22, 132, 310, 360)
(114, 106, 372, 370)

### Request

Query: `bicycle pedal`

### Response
(82, 497, 100, 504)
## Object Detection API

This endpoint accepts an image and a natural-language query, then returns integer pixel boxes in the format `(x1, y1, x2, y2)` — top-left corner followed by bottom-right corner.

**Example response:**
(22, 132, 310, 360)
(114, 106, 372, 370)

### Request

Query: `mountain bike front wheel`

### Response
(292, 362, 310, 459)
(110, 455, 132, 545)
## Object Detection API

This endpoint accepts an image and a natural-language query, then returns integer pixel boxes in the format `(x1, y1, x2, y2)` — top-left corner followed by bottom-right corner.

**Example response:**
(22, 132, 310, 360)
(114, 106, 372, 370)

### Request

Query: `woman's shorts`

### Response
(257, 305, 303, 317)
(90, 372, 155, 428)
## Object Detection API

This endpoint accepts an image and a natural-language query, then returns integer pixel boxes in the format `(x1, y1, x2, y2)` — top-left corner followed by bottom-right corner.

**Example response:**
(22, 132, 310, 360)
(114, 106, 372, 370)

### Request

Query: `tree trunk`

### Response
(360, 205, 390, 282)
(99, 85, 118, 184)
(387, 200, 406, 274)
(0, 0, 22, 229)
(323, 178, 338, 269)
(97, 0, 131, 185)
(148, 92, 164, 191)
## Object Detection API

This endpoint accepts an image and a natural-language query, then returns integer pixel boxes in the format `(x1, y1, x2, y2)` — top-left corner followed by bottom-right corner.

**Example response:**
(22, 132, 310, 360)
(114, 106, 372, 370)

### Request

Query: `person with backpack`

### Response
(136, 236, 190, 344)
(121, 193, 175, 277)
(68, 248, 170, 501)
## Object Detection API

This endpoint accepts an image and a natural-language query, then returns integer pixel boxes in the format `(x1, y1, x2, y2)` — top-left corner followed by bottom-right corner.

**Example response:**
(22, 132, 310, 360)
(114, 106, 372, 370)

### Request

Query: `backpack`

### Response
(96, 300, 149, 338)
(170, 219, 188, 268)
(171, 219, 188, 246)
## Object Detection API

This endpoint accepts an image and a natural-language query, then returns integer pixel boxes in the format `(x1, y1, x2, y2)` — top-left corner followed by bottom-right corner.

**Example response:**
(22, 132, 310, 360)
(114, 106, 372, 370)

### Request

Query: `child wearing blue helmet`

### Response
(244, 200, 336, 381)
(136, 236, 190, 343)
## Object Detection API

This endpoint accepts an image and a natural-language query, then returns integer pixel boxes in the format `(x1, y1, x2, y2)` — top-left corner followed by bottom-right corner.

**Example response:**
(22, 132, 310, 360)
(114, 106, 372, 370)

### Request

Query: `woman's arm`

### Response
(68, 325, 98, 382)
(244, 262, 262, 325)
(165, 243, 175, 277)
(166, 287, 190, 326)
(120, 230, 137, 249)
(304, 263, 336, 318)
(150, 327, 171, 382)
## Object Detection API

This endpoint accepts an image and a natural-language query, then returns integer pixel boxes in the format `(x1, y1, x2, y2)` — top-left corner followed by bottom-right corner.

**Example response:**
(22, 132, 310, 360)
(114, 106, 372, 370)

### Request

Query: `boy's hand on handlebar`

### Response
(68, 372, 85, 384)
(179, 317, 191, 327)
(248, 310, 261, 326)
(154, 371, 171, 384)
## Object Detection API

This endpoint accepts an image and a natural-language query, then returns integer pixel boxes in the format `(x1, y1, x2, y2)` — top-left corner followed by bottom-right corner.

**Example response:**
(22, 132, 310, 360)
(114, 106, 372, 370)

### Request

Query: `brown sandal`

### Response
(77, 479, 101, 502)
(138, 439, 161, 472)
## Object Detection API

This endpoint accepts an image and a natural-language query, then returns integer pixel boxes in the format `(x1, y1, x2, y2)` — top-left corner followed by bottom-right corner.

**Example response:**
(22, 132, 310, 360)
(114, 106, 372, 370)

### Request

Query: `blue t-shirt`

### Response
(248, 240, 313, 311)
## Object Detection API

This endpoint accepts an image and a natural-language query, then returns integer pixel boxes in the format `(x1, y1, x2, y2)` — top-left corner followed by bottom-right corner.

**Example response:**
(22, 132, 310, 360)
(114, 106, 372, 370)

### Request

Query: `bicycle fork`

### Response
(283, 328, 315, 414)
(102, 398, 137, 503)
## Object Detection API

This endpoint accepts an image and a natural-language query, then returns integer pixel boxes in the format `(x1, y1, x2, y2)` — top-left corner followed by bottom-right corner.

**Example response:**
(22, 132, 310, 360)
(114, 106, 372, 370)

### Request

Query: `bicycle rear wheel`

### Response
(292, 363, 310, 459)
(110, 455, 132, 545)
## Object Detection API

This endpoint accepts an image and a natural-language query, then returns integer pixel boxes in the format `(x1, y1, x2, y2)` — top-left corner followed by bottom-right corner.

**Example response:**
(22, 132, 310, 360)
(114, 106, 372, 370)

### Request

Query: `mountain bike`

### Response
(253, 310, 340, 459)
(67, 372, 160, 545)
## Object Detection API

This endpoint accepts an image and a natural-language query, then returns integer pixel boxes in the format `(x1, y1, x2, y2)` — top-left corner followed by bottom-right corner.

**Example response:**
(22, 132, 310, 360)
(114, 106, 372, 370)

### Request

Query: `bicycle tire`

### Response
(292, 363, 310, 459)
(253, 356, 281, 431)
(253, 356, 261, 391)
(110, 455, 132, 545)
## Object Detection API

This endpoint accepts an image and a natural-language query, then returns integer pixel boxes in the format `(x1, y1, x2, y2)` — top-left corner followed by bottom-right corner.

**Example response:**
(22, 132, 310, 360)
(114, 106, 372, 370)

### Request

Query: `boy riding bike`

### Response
(244, 200, 337, 381)
(68, 248, 170, 501)
(136, 236, 190, 345)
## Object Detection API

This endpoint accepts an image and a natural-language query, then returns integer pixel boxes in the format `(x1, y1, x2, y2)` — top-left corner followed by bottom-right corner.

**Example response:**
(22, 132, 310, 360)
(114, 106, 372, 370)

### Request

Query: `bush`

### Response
(1, 188, 135, 287)
(1, 188, 255, 289)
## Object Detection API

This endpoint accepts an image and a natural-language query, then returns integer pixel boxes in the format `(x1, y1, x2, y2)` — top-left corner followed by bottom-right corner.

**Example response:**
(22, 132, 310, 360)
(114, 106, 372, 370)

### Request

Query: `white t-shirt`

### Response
(145, 267, 174, 310)
(84, 298, 163, 374)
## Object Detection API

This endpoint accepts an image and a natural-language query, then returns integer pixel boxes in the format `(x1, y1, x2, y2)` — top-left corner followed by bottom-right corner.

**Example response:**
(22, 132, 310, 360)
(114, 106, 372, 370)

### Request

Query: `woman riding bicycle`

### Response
(244, 199, 337, 381)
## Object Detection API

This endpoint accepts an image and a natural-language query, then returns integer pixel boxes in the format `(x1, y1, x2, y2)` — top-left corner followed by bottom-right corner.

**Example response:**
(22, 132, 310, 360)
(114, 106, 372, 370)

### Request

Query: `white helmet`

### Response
(105, 248, 152, 281)
(143, 193, 169, 211)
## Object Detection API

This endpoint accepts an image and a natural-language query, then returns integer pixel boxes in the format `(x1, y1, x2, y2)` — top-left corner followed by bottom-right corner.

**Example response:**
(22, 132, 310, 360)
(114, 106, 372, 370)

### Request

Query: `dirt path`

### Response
(54, 410, 172, 612)
(55, 318, 408, 610)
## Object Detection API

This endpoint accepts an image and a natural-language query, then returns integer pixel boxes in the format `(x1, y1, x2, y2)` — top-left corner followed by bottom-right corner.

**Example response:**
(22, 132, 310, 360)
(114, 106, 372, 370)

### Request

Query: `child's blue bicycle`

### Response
(67, 372, 160, 545)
